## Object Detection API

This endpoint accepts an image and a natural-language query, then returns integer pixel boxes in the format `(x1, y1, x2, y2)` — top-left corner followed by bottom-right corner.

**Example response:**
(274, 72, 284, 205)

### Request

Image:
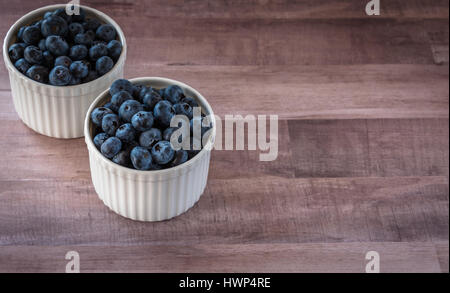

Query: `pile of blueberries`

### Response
(91, 79, 211, 170)
(8, 7, 122, 86)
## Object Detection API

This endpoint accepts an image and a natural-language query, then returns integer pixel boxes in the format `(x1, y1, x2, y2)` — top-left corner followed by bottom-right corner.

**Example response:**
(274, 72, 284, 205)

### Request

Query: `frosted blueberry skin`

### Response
(101, 137, 122, 159)
(8, 43, 26, 63)
(163, 85, 184, 104)
(23, 45, 43, 64)
(14, 58, 31, 74)
(49, 65, 72, 86)
(102, 113, 120, 136)
(130, 146, 152, 170)
(139, 128, 162, 149)
(111, 91, 133, 107)
(26, 65, 48, 83)
(119, 100, 144, 123)
(91, 107, 113, 126)
(153, 100, 175, 128)
(151, 141, 175, 165)
(115, 123, 136, 143)
(110, 79, 134, 96)
(143, 91, 162, 110)
(93, 132, 109, 149)
(131, 111, 154, 132)
(95, 55, 113, 75)
(54, 56, 72, 68)
(41, 15, 68, 37)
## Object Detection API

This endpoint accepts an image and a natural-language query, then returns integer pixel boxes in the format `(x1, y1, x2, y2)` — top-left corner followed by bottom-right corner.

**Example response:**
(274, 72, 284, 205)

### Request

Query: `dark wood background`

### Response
(0, 0, 448, 273)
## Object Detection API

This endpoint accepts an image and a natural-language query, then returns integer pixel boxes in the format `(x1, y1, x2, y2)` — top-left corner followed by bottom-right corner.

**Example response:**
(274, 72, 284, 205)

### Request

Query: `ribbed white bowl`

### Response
(3, 4, 127, 138)
(85, 77, 216, 221)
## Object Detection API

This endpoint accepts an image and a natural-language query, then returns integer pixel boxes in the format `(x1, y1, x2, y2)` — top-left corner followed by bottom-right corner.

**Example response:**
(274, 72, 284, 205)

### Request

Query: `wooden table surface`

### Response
(0, 0, 448, 273)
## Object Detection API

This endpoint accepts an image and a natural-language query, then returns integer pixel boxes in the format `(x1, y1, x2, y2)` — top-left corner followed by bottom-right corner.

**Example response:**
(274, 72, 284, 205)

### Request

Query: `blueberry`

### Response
(103, 102, 119, 113)
(154, 100, 175, 127)
(68, 76, 81, 85)
(42, 51, 54, 67)
(130, 146, 152, 170)
(68, 22, 84, 37)
(112, 150, 131, 167)
(162, 127, 179, 142)
(151, 141, 175, 165)
(69, 44, 88, 60)
(173, 102, 193, 119)
(118, 100, 144, 122)
(38, 39, 47, 51)
(74, 31, 95, 46)
(131, 111, 154, 132)
(52, 8, 71, 23)
(44, 11, 53, 19)
(170, 150, 188, 167)
(22, 26, 41, 45)
(107, 40, 122, 60)
(101, 113, 120, 136)
(158, 88, 166, 97)
(17, 27, 26, 41)
(95, 56, 113, 75)
(54, 56, 72, 68)
(45, 35, 69, 56)
(82, 70, 98, 83)
(69, 60, 89, 79)
(143, 91, 162, 110)
(49, 65, 72, 86)
(24, 45, 43, 64)
(110, 79, 134, 96)
(83, 18, 101, 32)
(91, 107, 113, 126)
(132, 84, 144, 100)
(139, 128, 161, 149)
(89, 43, 108, 60)
(93, 132, 109, 149)
(8, 43, 26, 63)
(71, 7, 86, 23)
(181, 96, 199, 108)
(26, 65, 48, 83)
(92, 40, 107, 47)
(101, 136, 122, 159)
(115, 123, 136, 143)
(163, 85, 184, 104)
(14, 58, 31, 74)
(96, 24, 116, 42)
(190, 116, 211, 139)
(139, 86, 153, 101)
(41, 15, 68, 37)
(111, 90, 133, 107)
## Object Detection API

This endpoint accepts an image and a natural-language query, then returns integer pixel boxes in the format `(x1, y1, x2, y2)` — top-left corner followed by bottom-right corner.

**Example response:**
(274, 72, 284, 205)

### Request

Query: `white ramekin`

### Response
(84, 77, 216, 221)
(3, 4, 127, 138)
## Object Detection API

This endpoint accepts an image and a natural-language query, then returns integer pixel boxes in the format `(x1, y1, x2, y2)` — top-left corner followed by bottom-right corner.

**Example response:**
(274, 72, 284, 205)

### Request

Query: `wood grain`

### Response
(0, 0, 448, 273)
(0, 242, 445, 273)
(288, 118, 449, 177)
(0, 16, 445, 68)
(3, 64, 448, 119)
(0, 176, 447, 245)
(1, 0, 448, 19)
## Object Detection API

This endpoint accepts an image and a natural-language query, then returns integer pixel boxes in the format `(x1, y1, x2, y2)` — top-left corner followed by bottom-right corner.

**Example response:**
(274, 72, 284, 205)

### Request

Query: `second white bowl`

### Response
(84, 77, 216, 221)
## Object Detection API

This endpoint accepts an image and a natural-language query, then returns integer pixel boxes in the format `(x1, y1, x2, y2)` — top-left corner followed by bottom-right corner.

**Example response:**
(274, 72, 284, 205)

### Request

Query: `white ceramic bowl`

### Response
(3, 4, 127, 138)
(84, 77, 216, 221)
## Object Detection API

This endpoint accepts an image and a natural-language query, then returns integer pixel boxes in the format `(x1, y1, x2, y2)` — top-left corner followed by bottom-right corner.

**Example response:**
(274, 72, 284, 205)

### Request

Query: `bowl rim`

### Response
(2, 4, 127, 90)
(84, 77, 216, 176)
